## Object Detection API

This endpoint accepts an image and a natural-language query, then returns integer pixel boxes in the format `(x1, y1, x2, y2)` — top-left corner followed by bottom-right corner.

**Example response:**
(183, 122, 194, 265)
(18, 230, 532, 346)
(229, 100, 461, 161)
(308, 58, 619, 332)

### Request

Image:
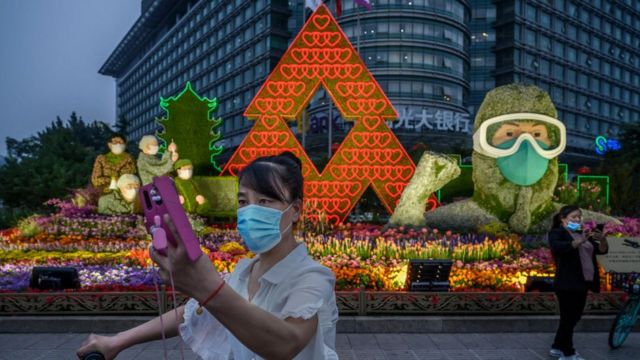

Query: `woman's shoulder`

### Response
(303, 257, 334, 277)
(234, 257, 255, 274)
(287, 253, 336, 285)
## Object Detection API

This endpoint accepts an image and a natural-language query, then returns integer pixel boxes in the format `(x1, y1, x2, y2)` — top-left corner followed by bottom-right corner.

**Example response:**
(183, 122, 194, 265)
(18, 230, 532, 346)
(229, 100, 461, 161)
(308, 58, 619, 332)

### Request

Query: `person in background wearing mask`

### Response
(97, 174, 141, 215)
(173, 159, 206, 213)
(91, 134, 137, 193)
(137, 135, 179, 185)
(548, 205, 609, 360)
(78, 152, 338, 360)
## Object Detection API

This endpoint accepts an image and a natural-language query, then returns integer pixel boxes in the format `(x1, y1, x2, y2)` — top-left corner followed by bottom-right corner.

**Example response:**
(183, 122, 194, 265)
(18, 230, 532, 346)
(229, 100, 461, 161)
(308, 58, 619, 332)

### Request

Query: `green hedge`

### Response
(192, 176, 238, 218)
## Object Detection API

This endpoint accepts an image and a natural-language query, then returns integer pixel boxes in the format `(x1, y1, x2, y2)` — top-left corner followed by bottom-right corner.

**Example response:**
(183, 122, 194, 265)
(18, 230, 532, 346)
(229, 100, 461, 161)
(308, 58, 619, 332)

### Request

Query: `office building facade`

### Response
(101, 0, 639, 164)
(491, 0, 640, 162)
(468, 0, 496, 117)
(304, 0, 472, 155)
(100, 0, 291, 147)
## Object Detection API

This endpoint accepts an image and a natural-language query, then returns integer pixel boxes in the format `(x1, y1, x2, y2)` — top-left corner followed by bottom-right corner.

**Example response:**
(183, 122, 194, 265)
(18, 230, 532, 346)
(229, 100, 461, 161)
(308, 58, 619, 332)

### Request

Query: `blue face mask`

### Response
(495, 139, 550, 186)
(237, 204, 293, 254)
(566, 221, 582, 232)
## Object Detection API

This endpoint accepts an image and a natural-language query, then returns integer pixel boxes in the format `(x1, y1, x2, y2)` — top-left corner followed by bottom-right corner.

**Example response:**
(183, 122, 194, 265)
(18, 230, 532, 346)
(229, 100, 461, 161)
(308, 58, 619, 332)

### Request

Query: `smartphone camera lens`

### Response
(150, 188, 163, 205)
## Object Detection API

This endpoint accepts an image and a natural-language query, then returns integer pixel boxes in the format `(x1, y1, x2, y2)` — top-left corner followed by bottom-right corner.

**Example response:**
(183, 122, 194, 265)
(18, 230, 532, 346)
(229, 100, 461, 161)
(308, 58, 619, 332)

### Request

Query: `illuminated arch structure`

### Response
(222, 5, 437, 223)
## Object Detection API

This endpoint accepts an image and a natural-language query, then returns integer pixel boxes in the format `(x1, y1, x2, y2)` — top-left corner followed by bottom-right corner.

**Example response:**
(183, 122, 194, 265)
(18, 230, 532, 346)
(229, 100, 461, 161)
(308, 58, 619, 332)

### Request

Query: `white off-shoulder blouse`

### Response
(179, 243, 338, 360)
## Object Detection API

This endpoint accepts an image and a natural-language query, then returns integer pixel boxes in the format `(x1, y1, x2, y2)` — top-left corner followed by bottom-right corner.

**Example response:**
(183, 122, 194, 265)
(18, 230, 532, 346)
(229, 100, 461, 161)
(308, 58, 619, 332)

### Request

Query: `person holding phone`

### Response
(548, 205, 609, 360)
(77, 152, 338, 360)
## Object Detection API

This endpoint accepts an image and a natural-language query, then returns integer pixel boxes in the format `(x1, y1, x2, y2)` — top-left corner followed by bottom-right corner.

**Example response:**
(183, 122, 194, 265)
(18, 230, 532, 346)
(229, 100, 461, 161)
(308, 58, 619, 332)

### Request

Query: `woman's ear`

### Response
(292, 199, 303, 223)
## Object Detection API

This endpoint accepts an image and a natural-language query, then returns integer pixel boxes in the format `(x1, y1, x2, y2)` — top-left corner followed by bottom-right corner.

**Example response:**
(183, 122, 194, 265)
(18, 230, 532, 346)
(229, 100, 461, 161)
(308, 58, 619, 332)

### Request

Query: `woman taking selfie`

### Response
(548, 205, 608, 360)
(77, 152, 338, 360)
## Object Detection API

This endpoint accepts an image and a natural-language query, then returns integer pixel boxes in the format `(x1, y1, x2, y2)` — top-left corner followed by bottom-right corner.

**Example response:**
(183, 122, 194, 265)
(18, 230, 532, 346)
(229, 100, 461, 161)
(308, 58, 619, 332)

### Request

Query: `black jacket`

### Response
(548, 227, 608, 293)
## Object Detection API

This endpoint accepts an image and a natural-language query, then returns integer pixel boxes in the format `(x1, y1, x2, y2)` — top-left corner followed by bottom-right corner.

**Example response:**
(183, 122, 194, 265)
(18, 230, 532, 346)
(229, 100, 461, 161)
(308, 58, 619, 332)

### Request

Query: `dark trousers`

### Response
(553, 290, 588, 356)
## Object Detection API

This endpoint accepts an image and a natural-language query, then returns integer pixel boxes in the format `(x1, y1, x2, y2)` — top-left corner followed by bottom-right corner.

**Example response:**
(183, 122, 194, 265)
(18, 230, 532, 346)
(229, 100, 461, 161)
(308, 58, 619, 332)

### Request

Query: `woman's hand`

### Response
(589, 230, 606, 242)
(149, 214, 222, 301)
(76, 333, 121, 360)
(599, 236, 609, 252)
(592, 231, 609, 252)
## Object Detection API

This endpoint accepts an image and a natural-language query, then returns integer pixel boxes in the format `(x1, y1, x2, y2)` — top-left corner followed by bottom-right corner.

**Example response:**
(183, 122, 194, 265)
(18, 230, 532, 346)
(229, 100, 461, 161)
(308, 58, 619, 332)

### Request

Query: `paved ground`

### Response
(0, 332, 638, 359)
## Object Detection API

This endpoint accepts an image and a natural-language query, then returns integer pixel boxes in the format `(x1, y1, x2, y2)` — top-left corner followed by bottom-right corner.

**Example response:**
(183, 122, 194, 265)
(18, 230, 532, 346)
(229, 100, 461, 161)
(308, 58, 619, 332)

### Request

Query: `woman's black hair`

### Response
(109, 133, 127, 143)
(238, 151, 303, 203)
(552, 205, 581, 229)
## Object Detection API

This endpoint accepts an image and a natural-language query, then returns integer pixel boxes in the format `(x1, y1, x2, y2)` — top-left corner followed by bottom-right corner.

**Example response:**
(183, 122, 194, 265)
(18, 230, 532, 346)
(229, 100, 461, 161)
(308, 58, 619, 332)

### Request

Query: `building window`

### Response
(255, 62, 265, 77)
(540, 59, 550, 75)
(567, 24, 577, 38)
(579, 8, 589, 23)
(579, 73, 588, 88)
(602, 61, 610, 76)
(601, 102, 610, 117)
(578, 30, 589, 45)
(567, 69, 576, 85)
(553, 41, 563, 57)
(554, 17, 565, 33)
(579, 116, 589, 132)
(525, 4, 536, 21)
(540, 34, 551, 51)
(565, 112, 575, 129)
(525, 29, 536, 46)
(256, 39, 265, 54)
(592, 15, 601, 30)
(603, 20, 612, 35)
(567, 2, 577, 17)
(540, 11, 551, 28)
(552, 86, 564, 102)
(554, 64, 563, 78)
(585, 55, 592, 67)
(589, 119, 598, 134)
(590, 77, 599, 91)
(567, 47, 577, 62)
(565, 89, 576, 107)
(613, 66, 621, 80)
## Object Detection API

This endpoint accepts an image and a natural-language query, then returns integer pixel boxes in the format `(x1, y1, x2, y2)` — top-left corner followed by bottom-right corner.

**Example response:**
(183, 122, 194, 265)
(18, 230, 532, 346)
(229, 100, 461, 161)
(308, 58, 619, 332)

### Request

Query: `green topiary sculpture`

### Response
(423, 84, 618, 234)
(156, 82, 223, 175)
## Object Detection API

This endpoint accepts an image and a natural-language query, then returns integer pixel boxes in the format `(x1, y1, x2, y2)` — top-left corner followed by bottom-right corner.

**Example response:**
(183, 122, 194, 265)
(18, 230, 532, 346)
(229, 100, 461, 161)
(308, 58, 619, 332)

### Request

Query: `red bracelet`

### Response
(196, 281, 225, 315)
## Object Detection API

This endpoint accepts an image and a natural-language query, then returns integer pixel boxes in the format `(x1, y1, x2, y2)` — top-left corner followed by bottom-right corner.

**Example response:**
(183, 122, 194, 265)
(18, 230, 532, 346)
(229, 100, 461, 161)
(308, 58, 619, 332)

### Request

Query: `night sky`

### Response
(0, 0, 139, 156)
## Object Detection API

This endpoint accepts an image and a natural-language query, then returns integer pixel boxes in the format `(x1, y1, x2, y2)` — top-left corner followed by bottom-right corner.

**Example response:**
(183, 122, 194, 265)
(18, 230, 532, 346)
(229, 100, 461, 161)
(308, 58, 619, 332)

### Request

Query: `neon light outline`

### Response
(157, 82, 224, 172)
(221, 5, 438, 222)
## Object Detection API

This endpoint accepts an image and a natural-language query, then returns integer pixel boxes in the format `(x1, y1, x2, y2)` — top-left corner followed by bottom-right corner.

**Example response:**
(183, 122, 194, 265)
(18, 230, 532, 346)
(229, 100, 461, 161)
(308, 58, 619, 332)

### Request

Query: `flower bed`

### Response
(2, 209, 638, 293)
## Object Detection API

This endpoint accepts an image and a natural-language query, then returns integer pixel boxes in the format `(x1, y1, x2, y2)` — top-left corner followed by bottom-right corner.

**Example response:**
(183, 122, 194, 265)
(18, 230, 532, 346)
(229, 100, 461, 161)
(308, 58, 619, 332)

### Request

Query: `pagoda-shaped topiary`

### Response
(156, 82, 224, 175)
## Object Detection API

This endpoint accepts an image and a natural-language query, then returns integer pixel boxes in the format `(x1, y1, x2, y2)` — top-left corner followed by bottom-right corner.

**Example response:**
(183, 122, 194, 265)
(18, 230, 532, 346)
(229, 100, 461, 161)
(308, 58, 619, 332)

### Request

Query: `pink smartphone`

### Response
(140, 176, 203, 262)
